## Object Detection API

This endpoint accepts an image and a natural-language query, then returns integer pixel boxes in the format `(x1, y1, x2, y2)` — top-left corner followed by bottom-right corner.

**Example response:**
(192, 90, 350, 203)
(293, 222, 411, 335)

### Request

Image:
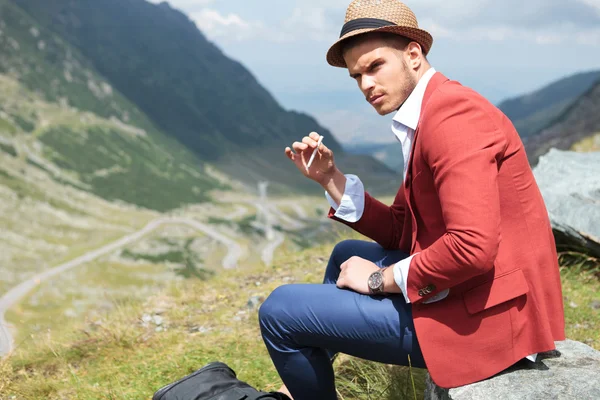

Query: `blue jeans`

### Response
(259, 240, 425, 400)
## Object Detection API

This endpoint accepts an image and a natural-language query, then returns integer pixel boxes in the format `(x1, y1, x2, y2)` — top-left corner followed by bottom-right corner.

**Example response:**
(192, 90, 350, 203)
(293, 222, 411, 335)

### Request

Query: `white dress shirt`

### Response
(324, 67, 537, 362)
(326, 67, 448, 305)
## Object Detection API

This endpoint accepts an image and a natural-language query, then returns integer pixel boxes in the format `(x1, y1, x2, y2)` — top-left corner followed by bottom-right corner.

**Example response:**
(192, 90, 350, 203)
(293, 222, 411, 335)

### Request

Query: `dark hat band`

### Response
(340, 18, 397, 37)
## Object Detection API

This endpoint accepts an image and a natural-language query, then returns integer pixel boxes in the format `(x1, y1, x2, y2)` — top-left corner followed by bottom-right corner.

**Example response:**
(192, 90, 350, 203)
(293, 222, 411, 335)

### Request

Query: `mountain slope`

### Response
(0, 0, 228, 210)
(13, 0, 341, 156)
(12, 0, 398, 194)
(498, 70, 600, 138)
(525, 80, 600, 164)
(344, 142, 404, 173)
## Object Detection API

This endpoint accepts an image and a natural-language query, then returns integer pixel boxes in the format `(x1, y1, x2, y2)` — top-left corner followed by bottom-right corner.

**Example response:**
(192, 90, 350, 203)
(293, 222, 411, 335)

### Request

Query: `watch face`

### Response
(368, 271, 383, 290)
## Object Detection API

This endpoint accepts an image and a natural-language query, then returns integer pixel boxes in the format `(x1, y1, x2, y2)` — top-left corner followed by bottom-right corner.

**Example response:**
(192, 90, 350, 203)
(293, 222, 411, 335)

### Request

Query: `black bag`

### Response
(153, 362, 291, 400)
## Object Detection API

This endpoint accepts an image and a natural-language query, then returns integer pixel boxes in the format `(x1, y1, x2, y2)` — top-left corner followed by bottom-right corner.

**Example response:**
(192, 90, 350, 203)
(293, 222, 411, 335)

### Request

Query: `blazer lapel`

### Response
(403, 72, 449, 253)
(404, 72, 449, 187)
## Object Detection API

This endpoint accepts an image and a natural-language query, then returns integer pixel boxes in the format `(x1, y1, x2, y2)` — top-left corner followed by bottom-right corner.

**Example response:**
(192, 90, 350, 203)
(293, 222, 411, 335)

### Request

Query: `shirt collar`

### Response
(392, 67, 436, 132)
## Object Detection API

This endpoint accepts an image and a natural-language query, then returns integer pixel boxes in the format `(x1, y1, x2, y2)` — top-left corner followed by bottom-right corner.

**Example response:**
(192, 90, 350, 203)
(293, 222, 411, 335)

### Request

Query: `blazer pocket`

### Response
(463, 268, 529, 315)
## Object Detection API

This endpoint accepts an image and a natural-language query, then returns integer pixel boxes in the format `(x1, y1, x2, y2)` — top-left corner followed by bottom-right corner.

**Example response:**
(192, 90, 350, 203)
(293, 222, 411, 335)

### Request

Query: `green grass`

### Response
(37, 124, 221, 211)
(1, 233, 598, 399)
(0, 142, 17, 157)
(11, 114, 35, 133)
(5, 259, 172, 349)
(121, 238, 215, 281)
(0, 116, 18, 135)
(571, 132, 600, 152)
(560, 252, 600, 349)
(208, 215, 262, 237)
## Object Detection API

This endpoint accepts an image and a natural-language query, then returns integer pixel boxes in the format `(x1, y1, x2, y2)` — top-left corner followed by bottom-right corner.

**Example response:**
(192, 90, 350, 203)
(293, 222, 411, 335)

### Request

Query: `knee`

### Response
(331, 240, 359, 260)
(259, 285, 297, 332)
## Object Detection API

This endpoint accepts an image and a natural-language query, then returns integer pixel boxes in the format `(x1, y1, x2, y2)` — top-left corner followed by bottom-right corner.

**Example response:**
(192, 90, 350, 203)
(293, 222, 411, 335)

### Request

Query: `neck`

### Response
(414, 62, 432, 83)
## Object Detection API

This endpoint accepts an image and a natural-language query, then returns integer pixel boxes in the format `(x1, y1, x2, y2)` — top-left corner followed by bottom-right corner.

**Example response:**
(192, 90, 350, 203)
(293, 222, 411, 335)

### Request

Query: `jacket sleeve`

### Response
(328, 188, 407, 251)
(407, 91, 507, 304)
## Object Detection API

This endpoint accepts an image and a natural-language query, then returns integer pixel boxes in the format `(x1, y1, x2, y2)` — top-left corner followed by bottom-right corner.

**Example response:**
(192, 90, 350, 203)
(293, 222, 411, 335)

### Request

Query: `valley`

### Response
(0, 161, 333, 357)
(0, 113, 334, 355)
(0, 0, 342, 362)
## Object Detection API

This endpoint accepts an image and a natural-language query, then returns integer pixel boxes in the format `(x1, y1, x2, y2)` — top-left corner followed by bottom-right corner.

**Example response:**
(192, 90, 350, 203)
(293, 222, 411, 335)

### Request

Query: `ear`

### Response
(406, 41, 423, 69)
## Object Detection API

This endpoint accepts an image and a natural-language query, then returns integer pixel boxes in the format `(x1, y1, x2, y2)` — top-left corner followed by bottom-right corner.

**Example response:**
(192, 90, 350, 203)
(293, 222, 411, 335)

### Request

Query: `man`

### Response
(259, 1, 565, 399)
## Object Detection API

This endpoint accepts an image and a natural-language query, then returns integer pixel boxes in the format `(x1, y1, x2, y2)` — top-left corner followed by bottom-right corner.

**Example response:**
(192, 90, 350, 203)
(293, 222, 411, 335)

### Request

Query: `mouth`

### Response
(369, 94, 384, 105)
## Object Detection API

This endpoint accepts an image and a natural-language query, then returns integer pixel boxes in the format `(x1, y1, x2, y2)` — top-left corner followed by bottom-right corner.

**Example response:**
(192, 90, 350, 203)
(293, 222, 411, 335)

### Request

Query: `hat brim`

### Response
(326, 25, 433, 68)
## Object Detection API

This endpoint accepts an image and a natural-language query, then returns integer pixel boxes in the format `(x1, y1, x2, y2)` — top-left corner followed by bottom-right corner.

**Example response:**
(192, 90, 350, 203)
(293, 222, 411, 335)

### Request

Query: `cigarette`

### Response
(306, 135, 324, 170)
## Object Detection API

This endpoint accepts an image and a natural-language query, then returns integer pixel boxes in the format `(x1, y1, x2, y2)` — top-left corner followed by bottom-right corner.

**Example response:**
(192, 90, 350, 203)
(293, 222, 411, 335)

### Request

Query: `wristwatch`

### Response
(368, 267, 387, 294)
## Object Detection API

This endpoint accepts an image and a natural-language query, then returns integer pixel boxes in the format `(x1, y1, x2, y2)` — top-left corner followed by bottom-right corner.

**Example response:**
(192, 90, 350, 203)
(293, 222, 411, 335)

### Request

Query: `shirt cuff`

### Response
(393, 255, 415, 304)
(526, 353, 538, 362)
(392, 253, 450, 304)
(324, 174, 365, 223)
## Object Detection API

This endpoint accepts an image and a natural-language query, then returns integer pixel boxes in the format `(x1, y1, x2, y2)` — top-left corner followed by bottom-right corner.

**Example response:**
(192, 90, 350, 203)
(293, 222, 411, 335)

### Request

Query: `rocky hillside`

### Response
(525, 80, 600, 164)
(0, 0, 229, 211)
(498, 70, 600, 138)
(12, 0, 398, 195)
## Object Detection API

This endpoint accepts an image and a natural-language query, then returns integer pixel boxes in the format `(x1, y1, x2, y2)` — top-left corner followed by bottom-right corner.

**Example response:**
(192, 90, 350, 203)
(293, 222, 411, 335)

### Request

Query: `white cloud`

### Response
(418, 20, 600, 46)
(413, 0, 600, 46)
(156, 0, 600, 47)
(514, 25, 593, 46)
(187, 6, 340, 44)
(577, 0, 600, 12)
(574, 27, 600, 45)
(418, 18, 453, 39)
(282, 7, 338, 42)
(189, 9, 268, 41)
(147, 0, 214, 6)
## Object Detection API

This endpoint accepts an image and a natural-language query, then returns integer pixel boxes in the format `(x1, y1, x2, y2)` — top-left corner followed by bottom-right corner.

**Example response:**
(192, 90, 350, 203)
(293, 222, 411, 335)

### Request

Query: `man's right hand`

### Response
(285, 132, 336, 186)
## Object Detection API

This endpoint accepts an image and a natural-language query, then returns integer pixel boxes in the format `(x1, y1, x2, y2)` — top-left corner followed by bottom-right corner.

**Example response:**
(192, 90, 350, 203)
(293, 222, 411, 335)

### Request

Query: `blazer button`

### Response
(426, 284, 436, 292)
(418, 290, 425, 297)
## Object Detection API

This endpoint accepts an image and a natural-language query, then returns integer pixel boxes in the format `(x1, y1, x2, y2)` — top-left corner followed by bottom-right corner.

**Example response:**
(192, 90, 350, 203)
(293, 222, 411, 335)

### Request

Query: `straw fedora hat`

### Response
(327, 0, 433, 68)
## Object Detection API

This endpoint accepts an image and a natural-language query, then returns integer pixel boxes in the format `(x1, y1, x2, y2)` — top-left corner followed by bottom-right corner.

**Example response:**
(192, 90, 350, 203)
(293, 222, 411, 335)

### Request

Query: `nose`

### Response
(360, 75, 375, 96)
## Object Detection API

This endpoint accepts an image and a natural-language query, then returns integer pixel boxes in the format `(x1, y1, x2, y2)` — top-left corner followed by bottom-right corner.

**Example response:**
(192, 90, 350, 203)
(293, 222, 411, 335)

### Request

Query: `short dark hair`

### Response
(342, 31, 425, 59)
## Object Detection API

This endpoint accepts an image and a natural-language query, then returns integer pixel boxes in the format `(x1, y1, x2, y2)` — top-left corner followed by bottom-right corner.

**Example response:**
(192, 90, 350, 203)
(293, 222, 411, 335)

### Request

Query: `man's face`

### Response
(344, 37, 417, 116)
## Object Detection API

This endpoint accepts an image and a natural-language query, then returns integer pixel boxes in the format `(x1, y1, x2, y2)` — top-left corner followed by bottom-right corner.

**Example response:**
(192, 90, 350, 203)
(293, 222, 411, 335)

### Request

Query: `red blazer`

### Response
(330, 73, 565, 388)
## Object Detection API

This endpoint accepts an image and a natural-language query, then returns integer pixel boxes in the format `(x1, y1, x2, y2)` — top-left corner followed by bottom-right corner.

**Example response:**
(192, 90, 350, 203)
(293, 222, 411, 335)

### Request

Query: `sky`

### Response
(148, 0, 600, 144)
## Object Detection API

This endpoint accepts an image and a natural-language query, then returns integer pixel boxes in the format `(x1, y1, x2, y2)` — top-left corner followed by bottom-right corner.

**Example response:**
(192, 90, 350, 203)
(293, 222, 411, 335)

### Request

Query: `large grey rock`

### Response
(533, 149, 600, 257)
(424, 340, 600, 400)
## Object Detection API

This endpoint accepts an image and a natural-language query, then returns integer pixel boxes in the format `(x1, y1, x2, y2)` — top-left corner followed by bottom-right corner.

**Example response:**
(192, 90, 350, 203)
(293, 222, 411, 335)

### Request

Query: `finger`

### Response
(319, 142, 332, 155)
(292, 141, 308, 152)
(336, 275, 345, 288)
(340, 260, 348, 271)
(284, 147, 295, 161)
(309, 131, 321, 141)
(302, 136, 318, 148)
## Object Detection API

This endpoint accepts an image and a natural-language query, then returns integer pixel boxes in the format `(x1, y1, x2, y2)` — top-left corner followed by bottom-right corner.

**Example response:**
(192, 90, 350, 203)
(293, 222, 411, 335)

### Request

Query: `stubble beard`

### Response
(393, 62, 418, 113)
(371, 61, 418, 116)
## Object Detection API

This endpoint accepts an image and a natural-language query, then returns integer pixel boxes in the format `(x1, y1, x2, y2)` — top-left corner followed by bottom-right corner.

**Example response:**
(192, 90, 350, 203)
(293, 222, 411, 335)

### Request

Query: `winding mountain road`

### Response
(0, 199, 300, 358)
(0, 217, 242, 357)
